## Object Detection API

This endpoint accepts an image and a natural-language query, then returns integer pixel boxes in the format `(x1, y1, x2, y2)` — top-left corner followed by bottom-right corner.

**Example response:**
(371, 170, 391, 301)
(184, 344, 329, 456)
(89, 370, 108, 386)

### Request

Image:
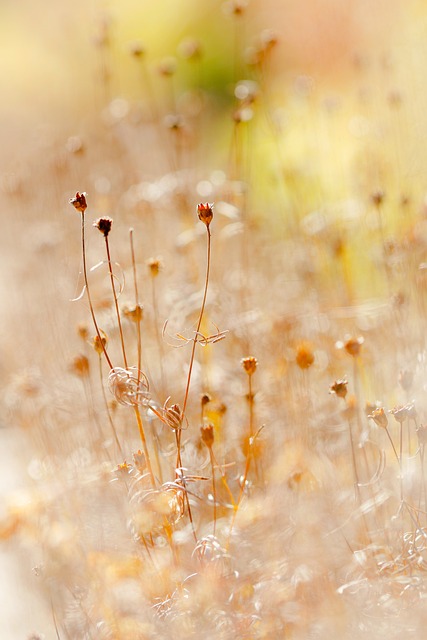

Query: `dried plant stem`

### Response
(129, 229, 142, 378)
(182, 225, 211, 417)
(98, 355, 123, 457)
(227, 441, 252, 546)
(133, 405, 156, 489)
(210, 449, 236, 509)
(207, 445, 217, 536)
(81, 212, 113, 369)
(104, 235, 128, 368)
(151, 275, 166, 393)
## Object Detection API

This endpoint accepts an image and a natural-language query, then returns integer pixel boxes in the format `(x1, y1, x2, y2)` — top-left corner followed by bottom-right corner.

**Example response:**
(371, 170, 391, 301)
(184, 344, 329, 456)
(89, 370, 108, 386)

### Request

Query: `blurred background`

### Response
(1, 0, 427, 636)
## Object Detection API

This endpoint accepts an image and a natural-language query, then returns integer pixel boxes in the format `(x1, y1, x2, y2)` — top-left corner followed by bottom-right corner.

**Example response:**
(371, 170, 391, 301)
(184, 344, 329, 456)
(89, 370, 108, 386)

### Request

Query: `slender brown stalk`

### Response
(103, 233, 128, 368)
(73, 198, 113, 369)
(182, 223, 211, 417)
(129, 229, 142, 379)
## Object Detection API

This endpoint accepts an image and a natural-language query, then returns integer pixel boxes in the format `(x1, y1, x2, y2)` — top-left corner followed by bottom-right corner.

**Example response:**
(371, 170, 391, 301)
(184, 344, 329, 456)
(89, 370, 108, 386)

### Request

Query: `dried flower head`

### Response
(389, 404, 410, 424)
(371, 189, 385, 207)
(133, 449, 146, 472)
(162, 401, 184, 431)
(296, 343, 314, 370)
(123, 304, 144, 323)
(93, 216, 113, 237)
(201, 393, 211, 407)
(241, 356, 258, 376)
(129, 41, 145, 58)
(147, 257, 162, 277)
(343, 336, 364, 358)
(200, 423, 214, 448)
(197, 202, 214, 227)
(329, 378, 348, 399)
(368, 407, 388, 429)
(70, 354, 90, 378)
(91, 331, 108, 355)
(69, 191, 87, 214)
(77, 323, 89, 341)
(108, 367, 150, 407)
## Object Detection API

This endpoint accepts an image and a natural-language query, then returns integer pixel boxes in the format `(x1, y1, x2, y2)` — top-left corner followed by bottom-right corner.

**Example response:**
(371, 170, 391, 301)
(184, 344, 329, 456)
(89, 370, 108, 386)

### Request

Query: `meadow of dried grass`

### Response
(3, 1, 427, 638)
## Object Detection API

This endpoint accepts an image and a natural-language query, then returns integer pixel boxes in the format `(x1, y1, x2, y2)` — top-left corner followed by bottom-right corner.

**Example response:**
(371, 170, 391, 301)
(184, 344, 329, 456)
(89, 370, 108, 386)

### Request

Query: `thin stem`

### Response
(151, 275, 166, 393)
(208, 446, 217, 536)
(81, 213, 113, 369)
(129, 229, 142, 380)
(133, 405, 156, 489)
(104, 236, 128, 368)
(98, 355, 123, 457)
(182, 225, 211, 417)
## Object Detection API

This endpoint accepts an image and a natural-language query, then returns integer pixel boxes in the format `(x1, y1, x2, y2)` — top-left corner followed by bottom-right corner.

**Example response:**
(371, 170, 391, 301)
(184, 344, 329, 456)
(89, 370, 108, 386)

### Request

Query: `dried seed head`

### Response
(344, 336, 364, 358)
(77, 323, 89, 341)
(371, 189, 385, 207)
(94, 216, 113, 237)
(70, 191, 87, 213)
(109, 367, 150, 407)
(399, 369, 414, 392)
(197, 202, 214, 227)
(70, 354, 90, 378)
(389, 405, 408, 424)
(147, 257, 162, 277)
(129, 41, 145, 58)
(133, 449, 146, 472)
(123, 304, 144, 323)
(201, 393, 211, 407)
(163, 402, 183, 430)
(241, 356, 258, 376)
(296, 343, 315, 370)
(91, 331, 108, 355)
(368, 407, 388, 429)
(329, 379, 348, 399)
(200, 423, 214, 448)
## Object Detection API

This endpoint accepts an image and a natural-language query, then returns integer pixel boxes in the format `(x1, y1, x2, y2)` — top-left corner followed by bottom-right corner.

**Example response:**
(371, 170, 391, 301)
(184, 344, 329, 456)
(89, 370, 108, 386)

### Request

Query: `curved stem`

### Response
(81, 213, 113, 369)
(104, 236, 128, 369)
(182, 226, 211, 417)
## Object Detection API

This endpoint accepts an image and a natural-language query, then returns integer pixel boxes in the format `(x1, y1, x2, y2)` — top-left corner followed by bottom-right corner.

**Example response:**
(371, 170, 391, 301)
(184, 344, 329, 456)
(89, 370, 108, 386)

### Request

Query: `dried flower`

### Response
(123, 304, 144, 323)
(200, 424, 214, 448)
(389, 404, 410, 424)
(129, 41, 145, 58)
(108, 367, 150, 407)
(69, 191, 87, 214)
(197, 202, 214, 228)
(93, 216, 113, 237)
(241, 356, 258, 375)
(162, 401, 183, 431)
(201, 393, 211, 407)
(368, 407, 388, 429)
(147, 257, 162, 277)
(296, 343, 314, 370)
(70, 354, 90, 378)
(371, 189, 385, 207)
(77, 323, 89, 341)
(133, 449, 146, 472)
(91, 331, 108, 355)
(335, 336, 365, 358)
(329, 379, 348, 399)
